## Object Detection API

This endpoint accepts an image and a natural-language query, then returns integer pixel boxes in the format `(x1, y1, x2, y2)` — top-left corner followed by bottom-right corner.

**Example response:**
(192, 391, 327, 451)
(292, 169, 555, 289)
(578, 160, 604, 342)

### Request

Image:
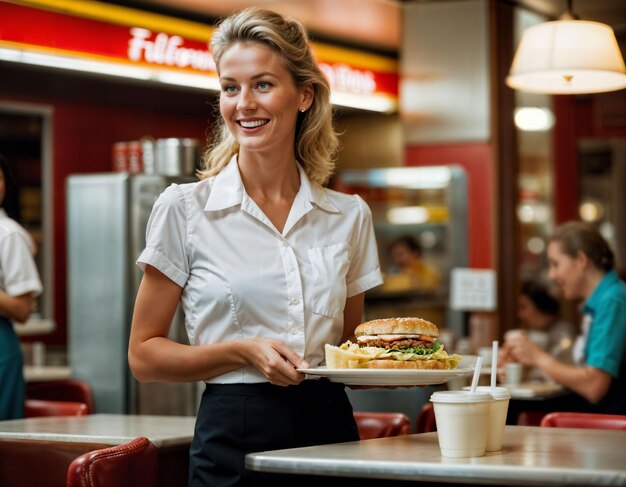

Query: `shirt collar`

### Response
(203, 155, 339, 214)
(203, 156, 245, 211)
(582, 269, 619, 313)
(295, 163, 339, 214)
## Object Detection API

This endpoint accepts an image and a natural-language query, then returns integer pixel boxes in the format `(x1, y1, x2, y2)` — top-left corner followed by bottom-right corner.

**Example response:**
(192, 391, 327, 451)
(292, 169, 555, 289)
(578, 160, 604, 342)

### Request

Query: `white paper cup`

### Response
(505, 363, 523, 386)
(479, 347, 493, 366)
(430, 391, 492, 458)
(463, 386, 511, 452)
(504, 329, 525, 340)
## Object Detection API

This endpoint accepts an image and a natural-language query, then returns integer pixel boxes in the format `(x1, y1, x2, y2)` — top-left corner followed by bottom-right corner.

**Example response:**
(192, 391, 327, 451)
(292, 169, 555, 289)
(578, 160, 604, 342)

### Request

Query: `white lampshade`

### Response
(506, 20, 626, 94)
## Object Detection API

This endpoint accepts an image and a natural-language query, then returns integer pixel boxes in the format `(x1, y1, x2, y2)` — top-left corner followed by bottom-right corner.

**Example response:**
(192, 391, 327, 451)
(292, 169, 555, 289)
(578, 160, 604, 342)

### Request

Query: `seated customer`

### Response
(506, 221, 626, 415)
(387, 234, 440, 291)
(517, 279, 576, 364)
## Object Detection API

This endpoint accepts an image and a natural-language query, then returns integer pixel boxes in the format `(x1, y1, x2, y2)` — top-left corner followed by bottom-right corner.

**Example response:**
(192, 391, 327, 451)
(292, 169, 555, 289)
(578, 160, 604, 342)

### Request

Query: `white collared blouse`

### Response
(0, 210, 42, 298)
(138, 157, 383, 383)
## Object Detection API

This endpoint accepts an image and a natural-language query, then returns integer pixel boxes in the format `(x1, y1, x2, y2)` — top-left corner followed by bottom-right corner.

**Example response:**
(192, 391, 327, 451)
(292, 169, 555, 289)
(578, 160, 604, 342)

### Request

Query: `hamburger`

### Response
(325, 317, 461, 370)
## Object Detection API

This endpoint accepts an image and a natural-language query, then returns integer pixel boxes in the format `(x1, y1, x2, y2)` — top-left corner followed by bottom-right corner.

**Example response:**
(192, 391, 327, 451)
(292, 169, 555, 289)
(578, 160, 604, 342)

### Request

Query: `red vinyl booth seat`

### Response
(416, 402, 437, 433)
(24, 399, 89, 417)
(353, 412, 412, 440)
(67, 437, 157, 487)
(27, 379, 95, 414)
(540, 412, 626, 430)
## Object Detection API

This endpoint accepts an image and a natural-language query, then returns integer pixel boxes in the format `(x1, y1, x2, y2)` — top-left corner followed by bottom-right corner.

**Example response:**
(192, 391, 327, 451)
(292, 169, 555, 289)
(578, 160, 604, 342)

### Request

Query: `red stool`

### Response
(416, 402, 437, 433)
(540, 412, 626, 430)
(353, 412, 412, 439)
(26, 379, 95, 414)
(24, 399, 88, 417)
(67, 437, 157, 487)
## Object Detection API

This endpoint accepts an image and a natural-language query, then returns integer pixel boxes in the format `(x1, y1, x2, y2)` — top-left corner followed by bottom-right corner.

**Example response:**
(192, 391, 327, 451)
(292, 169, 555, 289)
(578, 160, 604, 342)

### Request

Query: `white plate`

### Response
(297, 366, 474, 386)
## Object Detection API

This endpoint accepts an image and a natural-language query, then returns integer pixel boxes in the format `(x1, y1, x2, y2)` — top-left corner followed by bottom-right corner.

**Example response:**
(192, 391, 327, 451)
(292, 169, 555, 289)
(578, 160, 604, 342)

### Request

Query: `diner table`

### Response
(506, 381, 566, 400)
(0, 413, 196, 487)
(246, 425, 626, 486)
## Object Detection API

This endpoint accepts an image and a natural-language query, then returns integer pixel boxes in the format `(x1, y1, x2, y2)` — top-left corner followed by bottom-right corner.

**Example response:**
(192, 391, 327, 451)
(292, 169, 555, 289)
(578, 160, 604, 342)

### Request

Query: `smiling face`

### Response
(547, 241, 587, 300)
(218, 41, 312, 160)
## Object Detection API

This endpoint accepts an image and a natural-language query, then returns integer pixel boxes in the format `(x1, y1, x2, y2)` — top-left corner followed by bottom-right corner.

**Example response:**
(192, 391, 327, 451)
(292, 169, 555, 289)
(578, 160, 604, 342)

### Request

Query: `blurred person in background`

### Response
(128, 8, 382, 487)
(501, 279, 576, 372)
(0, 155, 42, 419)
(506, 221, 626, 415)
(387, 234, 440, 291)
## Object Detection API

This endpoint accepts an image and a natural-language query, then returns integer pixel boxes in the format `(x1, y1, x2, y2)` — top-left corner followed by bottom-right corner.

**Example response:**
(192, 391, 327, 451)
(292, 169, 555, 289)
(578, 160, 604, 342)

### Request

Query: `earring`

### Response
(300, 108, 306, 113)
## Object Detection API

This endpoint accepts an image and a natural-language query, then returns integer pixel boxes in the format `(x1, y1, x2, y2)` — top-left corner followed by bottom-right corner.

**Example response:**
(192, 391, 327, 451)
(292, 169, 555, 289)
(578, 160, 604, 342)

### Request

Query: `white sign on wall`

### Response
(450, 268, 496, 311)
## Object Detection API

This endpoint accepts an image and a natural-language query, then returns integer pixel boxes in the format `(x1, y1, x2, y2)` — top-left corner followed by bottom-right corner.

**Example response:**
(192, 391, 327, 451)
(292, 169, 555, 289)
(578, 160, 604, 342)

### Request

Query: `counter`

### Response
(23, 365, 72, 382)
(14, 318, 55, 336)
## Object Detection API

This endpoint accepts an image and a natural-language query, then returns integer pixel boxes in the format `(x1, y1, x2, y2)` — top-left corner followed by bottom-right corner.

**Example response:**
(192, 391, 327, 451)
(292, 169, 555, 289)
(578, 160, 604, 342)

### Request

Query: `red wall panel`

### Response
(553, 91, 626, 225)
(405, 142, 494, 269)
(4, 91, 211, 345)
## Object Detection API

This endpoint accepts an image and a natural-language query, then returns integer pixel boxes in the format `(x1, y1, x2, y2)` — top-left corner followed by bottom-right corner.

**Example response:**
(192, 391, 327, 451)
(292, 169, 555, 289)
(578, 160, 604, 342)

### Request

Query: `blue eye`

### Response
(222, 85, 238, 94)
(257, 81, 271, 90)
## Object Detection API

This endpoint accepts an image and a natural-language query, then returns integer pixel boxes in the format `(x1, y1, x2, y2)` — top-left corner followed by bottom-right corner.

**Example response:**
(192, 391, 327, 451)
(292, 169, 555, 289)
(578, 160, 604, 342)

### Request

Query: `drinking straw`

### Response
(491, 340, 498, 390)
(470, 356, 483, 394)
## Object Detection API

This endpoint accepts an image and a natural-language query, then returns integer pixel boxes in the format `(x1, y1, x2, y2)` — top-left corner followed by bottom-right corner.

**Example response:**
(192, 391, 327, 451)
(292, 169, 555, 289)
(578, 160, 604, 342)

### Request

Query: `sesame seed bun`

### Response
(354, 317, 439, 338)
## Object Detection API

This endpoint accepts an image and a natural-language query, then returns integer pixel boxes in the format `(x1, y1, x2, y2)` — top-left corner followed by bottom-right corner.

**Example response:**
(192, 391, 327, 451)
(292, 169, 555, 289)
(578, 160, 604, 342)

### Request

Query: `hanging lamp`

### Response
(506, 0, 626, 94)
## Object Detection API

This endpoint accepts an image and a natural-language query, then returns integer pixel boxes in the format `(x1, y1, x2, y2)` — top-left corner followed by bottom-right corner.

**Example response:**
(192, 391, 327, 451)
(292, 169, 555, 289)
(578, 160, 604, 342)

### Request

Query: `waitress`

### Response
(128, 8, 383, 486)
(507, 221, 626, 414)
(0, 155, 42, 420)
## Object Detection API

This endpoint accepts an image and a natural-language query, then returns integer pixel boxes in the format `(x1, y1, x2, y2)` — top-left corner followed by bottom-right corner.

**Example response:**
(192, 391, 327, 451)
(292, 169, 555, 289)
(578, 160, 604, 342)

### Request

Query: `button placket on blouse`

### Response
(279, 238, 305, 356)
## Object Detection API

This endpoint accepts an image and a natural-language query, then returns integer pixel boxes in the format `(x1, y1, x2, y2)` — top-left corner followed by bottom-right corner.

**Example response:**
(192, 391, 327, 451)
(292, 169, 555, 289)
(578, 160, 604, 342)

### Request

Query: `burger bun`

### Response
(355, 317, 439, 338)
(359, 359, 447, 370)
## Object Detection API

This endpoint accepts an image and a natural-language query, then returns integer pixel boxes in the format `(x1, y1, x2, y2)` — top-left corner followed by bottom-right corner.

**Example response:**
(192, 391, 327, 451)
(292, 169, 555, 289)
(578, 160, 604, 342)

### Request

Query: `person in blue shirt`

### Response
(507, 221, 626, 414)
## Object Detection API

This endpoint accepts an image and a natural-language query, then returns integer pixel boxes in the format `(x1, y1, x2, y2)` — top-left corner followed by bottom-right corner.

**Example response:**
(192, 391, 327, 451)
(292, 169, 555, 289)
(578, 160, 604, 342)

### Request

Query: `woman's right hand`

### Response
(242, 338, 308, 387)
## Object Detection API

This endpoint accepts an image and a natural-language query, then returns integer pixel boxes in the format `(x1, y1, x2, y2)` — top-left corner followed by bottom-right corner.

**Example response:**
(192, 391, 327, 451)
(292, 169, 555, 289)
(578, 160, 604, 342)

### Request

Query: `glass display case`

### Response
(333, 165, 468, 336)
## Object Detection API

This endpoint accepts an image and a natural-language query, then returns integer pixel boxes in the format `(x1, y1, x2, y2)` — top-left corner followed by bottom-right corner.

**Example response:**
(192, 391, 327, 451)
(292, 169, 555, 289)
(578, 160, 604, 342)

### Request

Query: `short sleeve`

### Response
(137, 184, 190, 287)
(346, 195, 383, 297)
(0, 232, 42, 296)
(585, 295, 626, 377)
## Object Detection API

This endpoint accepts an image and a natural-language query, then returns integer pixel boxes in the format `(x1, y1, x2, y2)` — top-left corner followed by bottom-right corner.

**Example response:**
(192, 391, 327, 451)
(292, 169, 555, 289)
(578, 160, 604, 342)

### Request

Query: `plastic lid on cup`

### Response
(462, 386, 511, 400)
(430, 391, 492, 403)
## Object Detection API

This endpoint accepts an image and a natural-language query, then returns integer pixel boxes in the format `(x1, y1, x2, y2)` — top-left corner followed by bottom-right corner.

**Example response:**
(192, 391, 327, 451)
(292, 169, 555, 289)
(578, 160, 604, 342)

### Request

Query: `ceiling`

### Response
(519, 0, 626, 31)
(128, 0, 626, 51)
(128, 0, 402, 51)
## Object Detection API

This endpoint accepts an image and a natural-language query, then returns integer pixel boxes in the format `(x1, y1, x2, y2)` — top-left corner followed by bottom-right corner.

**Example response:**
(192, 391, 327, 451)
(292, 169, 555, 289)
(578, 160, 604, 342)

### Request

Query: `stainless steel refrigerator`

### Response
(67, 173, 199, 415)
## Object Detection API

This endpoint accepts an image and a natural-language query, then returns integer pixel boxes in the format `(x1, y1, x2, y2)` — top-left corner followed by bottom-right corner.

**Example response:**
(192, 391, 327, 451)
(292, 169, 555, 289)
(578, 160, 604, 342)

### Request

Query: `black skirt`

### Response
(189, 379, 359, 487)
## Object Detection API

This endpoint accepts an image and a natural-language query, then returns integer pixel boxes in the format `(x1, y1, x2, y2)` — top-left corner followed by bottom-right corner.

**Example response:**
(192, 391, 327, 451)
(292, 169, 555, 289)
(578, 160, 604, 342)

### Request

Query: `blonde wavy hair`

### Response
(198, 8, 339, 185)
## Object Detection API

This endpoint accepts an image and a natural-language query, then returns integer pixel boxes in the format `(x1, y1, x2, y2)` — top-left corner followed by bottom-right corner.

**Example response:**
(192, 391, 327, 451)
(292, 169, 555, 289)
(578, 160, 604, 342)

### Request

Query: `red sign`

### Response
(0, 2, 398, 104)
(127, 27, 215, 72)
